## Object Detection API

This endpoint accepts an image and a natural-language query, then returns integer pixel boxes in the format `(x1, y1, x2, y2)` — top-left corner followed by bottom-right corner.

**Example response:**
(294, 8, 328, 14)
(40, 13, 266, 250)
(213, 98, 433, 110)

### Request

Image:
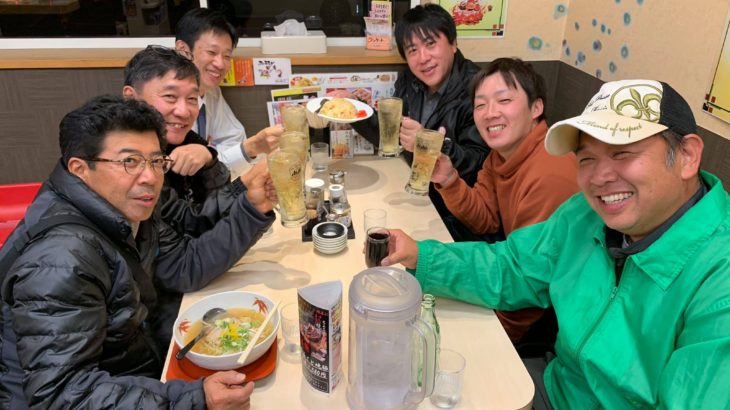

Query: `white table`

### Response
(162, 156, 534, 409)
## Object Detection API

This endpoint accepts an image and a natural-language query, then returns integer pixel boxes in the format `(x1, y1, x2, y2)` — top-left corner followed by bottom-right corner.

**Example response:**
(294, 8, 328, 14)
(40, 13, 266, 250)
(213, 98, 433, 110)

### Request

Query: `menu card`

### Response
(365, 0, 392, 51)
(298, 281, 343, 394)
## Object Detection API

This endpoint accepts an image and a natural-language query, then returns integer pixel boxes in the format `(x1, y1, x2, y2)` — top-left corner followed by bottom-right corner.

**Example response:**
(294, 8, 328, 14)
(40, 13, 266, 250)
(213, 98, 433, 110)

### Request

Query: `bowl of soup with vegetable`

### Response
(173, 291, 280, 369)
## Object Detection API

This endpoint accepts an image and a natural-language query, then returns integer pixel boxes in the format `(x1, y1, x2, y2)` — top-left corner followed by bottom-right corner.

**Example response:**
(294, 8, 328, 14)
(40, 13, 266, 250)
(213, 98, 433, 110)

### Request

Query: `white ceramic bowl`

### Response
(173, 291, 280, 370)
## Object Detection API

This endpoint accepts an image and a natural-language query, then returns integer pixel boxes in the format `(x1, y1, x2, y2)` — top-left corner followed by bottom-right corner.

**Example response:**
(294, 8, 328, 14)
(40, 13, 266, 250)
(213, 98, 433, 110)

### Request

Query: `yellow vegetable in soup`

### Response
(184, 308, 274, 356)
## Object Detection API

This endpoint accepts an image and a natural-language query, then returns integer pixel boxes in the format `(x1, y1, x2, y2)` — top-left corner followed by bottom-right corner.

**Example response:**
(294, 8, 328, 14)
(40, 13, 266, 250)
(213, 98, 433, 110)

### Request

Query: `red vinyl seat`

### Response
(0, 182, 42, 247)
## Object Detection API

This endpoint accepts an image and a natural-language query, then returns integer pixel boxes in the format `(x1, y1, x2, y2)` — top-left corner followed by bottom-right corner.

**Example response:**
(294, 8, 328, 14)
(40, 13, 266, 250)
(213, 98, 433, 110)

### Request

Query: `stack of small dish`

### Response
(312, 222, 348, 254)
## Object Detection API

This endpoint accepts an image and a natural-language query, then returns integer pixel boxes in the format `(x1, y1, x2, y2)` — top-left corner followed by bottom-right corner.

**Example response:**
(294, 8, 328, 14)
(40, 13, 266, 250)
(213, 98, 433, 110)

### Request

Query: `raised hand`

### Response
(399, 117, 422, 153)
(243, 125, 284, 159)
(380, 229, 419, 270)
(241, 159, 275, 214)
(169, 144, 213, 176)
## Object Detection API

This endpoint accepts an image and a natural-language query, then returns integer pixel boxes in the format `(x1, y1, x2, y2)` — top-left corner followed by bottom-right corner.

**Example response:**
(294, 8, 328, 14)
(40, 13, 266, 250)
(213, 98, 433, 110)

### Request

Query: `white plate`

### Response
(306, 97, 374, 124)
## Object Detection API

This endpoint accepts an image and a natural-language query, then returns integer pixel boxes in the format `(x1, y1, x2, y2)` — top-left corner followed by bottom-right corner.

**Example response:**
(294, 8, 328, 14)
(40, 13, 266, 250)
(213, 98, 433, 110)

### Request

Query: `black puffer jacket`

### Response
(160, 130, 238, 236)
(0, 162, 273, 409)
(353, 50, 490, 216)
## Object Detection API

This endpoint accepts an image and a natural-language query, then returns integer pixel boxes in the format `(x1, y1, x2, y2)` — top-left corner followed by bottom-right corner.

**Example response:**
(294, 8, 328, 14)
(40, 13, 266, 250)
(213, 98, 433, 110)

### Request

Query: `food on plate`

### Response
(185, 308, 274, 356)
(319, 98, 358, 119)
(452, 0, 487, 26)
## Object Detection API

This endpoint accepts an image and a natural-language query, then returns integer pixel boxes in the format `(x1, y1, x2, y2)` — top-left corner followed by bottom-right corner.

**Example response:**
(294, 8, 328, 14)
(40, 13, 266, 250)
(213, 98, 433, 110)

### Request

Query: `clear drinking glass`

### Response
(280, 302, 302, 357)
(405, 129, 445, 196)
(430, 349, 466, 409)
(310, 142, 329, 172)
(281, 103, 310, 147)
(268, 150, 307, 227)
(363, 208, 387, 233)
(377, 97, 403, 157)
(279, 130, 309, 167)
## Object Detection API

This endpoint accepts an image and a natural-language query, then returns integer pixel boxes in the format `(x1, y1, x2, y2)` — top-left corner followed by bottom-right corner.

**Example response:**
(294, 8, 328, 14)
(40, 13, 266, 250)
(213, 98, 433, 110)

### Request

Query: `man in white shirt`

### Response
(175, 8, 282, 177)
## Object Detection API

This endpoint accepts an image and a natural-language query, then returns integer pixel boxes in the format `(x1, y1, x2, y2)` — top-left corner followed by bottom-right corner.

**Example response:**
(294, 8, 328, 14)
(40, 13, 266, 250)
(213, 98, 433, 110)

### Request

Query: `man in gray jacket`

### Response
(0, 96, 270, 408)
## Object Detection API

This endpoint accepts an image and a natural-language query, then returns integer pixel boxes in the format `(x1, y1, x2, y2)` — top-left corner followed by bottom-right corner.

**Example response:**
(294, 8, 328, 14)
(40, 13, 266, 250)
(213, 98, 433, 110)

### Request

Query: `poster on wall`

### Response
(437, 0, 507, 38)
(703, 19, 730, 123)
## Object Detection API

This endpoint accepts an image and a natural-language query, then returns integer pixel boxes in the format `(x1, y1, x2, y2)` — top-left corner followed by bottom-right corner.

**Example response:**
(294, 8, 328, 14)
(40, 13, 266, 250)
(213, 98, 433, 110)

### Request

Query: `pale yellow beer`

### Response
(377, 97, 403, 157)
(279, 130, 308, 167)
(281, 104, 310, 148)
(268, 150, 307, 227)
(405, 129, 445, 196)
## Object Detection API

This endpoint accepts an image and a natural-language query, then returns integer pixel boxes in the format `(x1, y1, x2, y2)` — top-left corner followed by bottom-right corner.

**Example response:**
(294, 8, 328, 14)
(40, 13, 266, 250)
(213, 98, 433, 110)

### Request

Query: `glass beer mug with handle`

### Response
(347, 267, 438, 410)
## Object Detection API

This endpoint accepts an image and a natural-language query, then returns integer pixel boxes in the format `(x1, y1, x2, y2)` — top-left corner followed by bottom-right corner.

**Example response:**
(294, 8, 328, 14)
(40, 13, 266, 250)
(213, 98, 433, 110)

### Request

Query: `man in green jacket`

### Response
(382, 79, 730, 408)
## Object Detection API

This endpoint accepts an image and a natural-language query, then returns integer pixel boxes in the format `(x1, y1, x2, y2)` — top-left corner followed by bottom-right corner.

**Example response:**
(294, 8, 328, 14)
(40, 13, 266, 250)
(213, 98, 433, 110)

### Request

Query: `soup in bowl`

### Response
(174, 291, 280, 370)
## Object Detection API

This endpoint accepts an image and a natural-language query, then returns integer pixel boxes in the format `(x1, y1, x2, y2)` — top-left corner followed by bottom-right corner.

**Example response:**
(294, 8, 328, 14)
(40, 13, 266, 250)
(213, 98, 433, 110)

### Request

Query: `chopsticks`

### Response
(237, 300, 281, 365)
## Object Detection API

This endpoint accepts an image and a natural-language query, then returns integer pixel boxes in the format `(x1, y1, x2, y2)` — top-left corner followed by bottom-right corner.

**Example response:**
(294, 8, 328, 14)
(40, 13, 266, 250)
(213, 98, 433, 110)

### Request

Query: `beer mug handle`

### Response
(406, 317, 437, 404)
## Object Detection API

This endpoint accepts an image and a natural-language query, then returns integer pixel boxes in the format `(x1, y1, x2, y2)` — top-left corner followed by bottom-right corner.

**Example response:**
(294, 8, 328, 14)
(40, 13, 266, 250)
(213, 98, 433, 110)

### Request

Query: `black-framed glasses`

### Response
(85, 154, 174, 175)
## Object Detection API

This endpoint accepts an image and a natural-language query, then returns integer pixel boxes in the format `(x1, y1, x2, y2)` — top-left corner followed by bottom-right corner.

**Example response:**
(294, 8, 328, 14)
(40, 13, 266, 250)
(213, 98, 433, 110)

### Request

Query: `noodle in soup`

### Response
(184, 308, 274, 356)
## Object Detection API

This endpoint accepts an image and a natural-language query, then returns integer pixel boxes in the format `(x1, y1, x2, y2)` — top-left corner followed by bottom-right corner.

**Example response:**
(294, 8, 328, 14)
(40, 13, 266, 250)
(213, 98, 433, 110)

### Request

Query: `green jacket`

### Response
(415, 171, 730, 409)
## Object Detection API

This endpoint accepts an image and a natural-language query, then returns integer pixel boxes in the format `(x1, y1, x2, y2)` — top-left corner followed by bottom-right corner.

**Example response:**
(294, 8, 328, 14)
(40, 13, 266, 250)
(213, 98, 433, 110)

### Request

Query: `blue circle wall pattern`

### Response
(593, 40, 602, 51)
(528, 36, 544, 51)
(575, 22, 580, 30)
(576, 51, 586, 66)
(609, 61, 617, 73)
(621, 45, 629, 58)
(554, 4, 567, 18)
(596, 69, 603, 79)
(624, 12, 631, 26)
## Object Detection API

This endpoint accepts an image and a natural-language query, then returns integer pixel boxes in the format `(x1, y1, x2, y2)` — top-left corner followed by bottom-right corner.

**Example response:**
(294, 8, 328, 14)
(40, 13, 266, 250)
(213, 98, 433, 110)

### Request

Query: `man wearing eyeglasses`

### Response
(0, 96, 259, 409)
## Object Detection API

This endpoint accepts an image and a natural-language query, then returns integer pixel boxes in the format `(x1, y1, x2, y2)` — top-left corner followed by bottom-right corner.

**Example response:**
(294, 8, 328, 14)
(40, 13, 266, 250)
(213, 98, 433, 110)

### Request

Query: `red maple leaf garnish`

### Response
(253, 298, 269, 314)
(178, 320, 190, 333)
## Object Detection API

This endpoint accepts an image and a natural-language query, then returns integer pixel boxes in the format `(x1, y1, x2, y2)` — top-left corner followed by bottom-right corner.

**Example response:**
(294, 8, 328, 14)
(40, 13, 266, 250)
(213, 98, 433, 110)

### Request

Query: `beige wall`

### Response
(434, 0, 730, 140)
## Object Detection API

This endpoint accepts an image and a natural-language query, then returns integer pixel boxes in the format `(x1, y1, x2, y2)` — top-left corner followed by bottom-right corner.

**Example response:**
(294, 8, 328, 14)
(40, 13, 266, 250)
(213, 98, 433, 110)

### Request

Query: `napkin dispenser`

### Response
(261, 30, 327, 54)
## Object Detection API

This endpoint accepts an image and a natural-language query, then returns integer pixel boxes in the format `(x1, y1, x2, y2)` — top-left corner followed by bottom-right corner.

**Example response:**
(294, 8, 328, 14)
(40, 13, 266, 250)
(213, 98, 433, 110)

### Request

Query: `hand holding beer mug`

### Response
(281, 103, 310, 147)
(268, 150, 307, 227)
(279, 130, 309, 167)
(377, 97, 403, 157)
(405, 129, 445, 196)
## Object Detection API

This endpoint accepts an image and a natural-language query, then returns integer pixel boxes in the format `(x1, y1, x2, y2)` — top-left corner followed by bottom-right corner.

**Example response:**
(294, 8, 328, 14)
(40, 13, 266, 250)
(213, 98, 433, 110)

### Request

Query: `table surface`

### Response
(161, 156, 534, 409)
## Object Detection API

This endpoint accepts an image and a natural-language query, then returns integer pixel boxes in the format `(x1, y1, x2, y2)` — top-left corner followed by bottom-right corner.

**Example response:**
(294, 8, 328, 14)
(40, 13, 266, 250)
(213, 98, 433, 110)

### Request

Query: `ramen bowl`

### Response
(173, 291, 280, 370)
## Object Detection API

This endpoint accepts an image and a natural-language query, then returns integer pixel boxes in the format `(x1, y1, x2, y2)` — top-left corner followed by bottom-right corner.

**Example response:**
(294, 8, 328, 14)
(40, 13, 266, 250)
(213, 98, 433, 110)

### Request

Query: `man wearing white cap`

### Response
(380, 79, 730, 408)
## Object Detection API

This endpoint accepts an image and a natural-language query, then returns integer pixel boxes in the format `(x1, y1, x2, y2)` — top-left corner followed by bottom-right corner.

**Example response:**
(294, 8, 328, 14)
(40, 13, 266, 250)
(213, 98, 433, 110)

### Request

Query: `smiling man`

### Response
(380, 79, 730, 408)
(429, 58, 578, 354)
(175, 8, 282, 177)
(0, 96, 256, 409)
(123, 47, 277, 352)
(352, 4, 490, 222)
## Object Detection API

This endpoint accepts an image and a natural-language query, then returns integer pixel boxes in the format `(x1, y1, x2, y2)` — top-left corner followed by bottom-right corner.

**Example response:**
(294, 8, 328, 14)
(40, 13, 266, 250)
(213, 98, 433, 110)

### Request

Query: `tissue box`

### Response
(261, 30, 327, 54)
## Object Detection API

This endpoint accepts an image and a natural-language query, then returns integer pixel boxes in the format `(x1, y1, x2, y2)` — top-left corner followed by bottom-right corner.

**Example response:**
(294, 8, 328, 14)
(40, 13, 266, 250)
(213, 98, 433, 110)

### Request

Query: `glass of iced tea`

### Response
(405, 129, 445, 196)
(377, 97, 403, 157)
(281, 104, 310, 147)
(268, 150, 307, 227)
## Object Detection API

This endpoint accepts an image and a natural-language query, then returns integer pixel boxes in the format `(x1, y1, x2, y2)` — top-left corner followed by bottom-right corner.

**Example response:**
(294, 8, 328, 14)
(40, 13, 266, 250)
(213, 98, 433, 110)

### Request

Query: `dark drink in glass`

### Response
(366, 227, 390, 268)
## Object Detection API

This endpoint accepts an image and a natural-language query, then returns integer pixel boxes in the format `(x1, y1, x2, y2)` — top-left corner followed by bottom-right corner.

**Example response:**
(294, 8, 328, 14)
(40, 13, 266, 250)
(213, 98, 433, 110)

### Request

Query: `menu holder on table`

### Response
(297, 281, 343, 394)
(301, 201, 355, 242)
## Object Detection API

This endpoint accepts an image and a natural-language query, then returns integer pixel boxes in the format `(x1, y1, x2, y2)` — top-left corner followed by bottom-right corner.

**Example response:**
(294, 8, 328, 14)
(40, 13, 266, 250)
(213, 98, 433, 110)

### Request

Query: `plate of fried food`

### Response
(306, 97, 373, 124)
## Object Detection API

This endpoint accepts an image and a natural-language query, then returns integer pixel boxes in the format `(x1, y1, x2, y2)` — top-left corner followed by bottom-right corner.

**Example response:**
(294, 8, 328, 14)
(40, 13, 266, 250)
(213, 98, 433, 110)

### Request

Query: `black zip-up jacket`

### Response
(353, 50, 490, 216)
(0, 162, 273, 409)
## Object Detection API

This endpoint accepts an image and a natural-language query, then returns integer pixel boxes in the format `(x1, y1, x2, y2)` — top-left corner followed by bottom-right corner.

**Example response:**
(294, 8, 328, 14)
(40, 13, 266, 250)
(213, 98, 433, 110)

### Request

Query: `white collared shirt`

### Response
(195, 86, 253, 178)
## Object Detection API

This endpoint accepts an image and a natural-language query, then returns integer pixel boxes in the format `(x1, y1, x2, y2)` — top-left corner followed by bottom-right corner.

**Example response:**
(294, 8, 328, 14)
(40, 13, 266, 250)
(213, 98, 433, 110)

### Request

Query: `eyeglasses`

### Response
(85, 154, 174, 175)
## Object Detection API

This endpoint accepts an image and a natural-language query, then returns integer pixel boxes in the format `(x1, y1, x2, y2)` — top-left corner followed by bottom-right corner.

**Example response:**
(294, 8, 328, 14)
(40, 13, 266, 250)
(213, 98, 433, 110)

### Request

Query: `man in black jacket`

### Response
(0, 96, 269, 408)
(123, 46, 279, 349)
(352, 4, 491, 225)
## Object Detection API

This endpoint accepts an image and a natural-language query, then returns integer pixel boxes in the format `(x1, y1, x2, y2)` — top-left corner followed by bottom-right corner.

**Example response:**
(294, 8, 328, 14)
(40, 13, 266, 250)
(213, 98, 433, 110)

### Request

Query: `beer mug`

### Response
(377, 97, 403, 157)
(279, 130, 309, 167)
(405, 129, 445, 196)
(281, 104, 310, 148)
(268, 150, 307, 227)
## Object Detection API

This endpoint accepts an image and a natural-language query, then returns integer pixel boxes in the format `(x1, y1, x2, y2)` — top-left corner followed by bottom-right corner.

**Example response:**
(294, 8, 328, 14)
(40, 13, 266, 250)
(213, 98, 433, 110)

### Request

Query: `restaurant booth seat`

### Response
(0, 182, 42, 247)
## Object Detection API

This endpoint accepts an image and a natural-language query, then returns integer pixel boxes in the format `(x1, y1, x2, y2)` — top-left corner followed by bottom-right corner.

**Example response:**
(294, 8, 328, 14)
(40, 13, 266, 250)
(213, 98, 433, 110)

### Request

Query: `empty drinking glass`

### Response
(430, 348, 466, 409)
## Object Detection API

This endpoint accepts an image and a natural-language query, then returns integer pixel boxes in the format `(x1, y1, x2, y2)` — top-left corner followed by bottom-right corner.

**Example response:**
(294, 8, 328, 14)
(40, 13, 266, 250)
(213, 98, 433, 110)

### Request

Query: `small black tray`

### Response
(301, 201, 356, 242)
